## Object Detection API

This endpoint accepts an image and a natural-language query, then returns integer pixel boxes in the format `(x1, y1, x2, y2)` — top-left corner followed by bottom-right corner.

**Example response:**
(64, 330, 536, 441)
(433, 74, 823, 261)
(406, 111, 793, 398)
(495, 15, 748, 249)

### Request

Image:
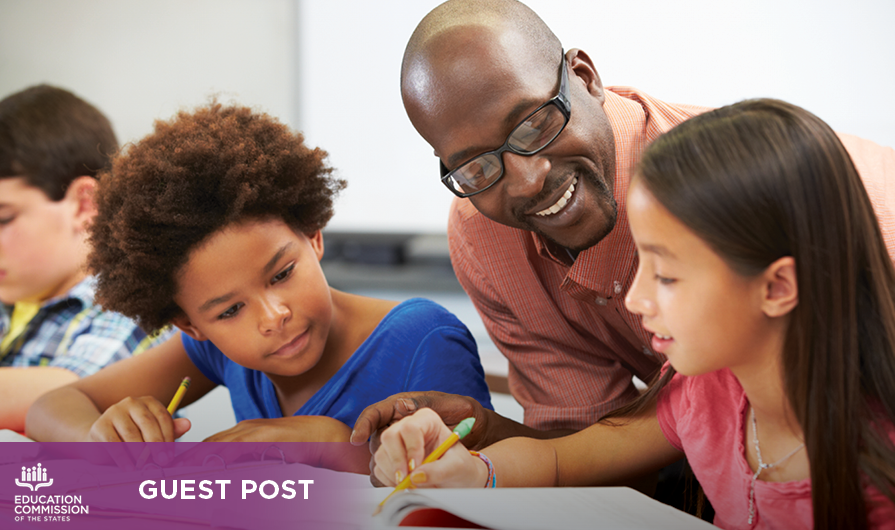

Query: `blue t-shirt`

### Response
(182, 298, 493, 426)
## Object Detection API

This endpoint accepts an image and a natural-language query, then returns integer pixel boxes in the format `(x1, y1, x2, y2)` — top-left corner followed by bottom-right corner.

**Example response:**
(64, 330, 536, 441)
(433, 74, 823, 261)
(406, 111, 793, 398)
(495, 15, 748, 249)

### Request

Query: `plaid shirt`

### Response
(0, 276, 172, 377)
(450, 87, 895, 431)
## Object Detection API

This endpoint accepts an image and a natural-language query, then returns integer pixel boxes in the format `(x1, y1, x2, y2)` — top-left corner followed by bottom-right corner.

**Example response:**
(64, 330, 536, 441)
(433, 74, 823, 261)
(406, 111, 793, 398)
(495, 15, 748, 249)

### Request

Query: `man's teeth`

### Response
(656, 334, 672, 340)
(535, 177, 577, 217)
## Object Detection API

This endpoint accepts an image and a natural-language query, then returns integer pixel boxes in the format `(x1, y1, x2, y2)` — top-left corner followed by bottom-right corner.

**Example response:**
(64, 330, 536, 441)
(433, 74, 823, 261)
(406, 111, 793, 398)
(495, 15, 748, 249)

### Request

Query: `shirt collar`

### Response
(531, 89, 644, 297)
(41, 276, 97, 312)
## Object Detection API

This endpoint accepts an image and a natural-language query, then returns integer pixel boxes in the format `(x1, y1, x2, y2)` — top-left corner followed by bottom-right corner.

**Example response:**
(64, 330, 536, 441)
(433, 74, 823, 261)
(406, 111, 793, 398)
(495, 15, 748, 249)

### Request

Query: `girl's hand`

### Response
(373, 408, 487, 488)
(87, 395, 190, 443)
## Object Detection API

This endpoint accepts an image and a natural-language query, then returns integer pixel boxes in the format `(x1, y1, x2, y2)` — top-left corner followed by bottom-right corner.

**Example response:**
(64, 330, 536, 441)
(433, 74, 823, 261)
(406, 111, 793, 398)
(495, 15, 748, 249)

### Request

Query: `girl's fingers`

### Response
(411, 445, 479, 488)
(375, 408, 454, 487)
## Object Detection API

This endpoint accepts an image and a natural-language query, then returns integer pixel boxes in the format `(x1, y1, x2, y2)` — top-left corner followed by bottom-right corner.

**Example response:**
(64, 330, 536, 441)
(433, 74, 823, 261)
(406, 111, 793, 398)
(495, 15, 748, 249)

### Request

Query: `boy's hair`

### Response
(88, 102, 345, 332)
(0, 84, 118, 200)
(608, 98, 895, 529)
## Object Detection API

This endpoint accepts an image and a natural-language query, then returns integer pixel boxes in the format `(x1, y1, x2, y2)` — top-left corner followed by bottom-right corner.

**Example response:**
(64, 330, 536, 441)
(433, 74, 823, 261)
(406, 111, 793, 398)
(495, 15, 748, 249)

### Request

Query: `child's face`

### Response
(624, 178, 774, 377)
(0, 177, 92, 304)
(172, 219, 332, 377)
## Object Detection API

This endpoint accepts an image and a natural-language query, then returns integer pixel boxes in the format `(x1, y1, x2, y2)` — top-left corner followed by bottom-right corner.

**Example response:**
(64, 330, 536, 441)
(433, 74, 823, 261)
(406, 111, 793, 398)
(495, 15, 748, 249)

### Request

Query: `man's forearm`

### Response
(0, 366, 78, 432)
(477, 408, 577, 449)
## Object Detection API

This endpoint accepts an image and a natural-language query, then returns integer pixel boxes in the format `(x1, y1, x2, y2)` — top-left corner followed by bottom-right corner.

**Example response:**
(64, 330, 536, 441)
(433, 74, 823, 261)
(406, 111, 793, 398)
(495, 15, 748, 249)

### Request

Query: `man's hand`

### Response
(350, 391, 497, 484)
(351, 391, 491, 448)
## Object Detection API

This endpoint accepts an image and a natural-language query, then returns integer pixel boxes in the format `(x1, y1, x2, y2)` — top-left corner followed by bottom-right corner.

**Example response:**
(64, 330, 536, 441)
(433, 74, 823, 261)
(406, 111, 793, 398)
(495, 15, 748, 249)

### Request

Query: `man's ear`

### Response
(567, 48, 604, 103)
(761, 256, 798, 318)
(171, 314, 208, 341)
(64, 176, 98, 231)
(306, 229, 325, 261)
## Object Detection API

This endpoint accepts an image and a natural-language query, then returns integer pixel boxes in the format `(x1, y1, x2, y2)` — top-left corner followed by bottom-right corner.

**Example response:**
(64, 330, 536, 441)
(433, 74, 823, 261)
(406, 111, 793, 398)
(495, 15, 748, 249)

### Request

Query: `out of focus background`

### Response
(3, 0, 893, 439)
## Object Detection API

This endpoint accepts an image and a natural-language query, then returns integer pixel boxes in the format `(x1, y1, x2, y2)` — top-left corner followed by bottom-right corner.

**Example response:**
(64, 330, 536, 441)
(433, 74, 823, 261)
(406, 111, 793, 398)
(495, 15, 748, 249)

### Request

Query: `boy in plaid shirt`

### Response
(0, 85, 170, 432)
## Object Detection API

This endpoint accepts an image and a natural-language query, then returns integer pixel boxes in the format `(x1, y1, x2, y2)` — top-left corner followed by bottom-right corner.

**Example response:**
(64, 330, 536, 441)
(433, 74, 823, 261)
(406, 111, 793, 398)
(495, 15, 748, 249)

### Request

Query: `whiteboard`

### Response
(298, 0, 895, 232)
(2, 0, 892, 233)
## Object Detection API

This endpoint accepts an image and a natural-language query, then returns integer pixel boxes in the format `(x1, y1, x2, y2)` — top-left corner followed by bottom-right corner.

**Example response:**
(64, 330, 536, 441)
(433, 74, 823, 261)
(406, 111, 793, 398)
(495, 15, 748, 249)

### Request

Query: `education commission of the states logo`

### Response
(15, 463, 53, 491)
(12, 463, 89, 523)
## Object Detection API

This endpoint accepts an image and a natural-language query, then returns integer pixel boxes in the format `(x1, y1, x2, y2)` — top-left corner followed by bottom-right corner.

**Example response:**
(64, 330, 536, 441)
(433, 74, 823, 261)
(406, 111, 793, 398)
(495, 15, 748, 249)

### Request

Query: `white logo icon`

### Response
(16, 463, 53, 491)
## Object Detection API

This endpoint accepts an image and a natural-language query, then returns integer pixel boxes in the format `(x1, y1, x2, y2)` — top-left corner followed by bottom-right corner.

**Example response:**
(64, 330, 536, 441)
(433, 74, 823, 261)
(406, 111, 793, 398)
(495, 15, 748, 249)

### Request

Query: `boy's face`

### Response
(172, 219, 333, 379)
(0, 177, 93, 304)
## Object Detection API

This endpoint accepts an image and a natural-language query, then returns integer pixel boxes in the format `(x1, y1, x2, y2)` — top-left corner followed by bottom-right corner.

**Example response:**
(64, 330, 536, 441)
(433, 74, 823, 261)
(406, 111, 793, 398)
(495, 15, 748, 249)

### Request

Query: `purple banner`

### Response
(0, 443, 375, 529)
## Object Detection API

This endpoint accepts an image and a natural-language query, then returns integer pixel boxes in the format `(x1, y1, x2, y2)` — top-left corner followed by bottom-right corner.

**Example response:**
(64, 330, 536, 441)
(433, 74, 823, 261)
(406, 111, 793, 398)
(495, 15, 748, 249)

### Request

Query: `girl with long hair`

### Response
(372, 98, 895, 529)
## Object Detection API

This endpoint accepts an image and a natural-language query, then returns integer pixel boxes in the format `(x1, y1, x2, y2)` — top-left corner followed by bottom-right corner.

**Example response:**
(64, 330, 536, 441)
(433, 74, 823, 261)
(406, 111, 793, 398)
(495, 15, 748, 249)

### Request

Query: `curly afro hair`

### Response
(89, 102, 345, 332)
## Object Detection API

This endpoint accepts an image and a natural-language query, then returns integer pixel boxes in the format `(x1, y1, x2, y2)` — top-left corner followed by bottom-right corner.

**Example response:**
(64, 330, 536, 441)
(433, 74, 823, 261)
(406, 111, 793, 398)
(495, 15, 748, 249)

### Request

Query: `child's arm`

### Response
(25, 332, 215, 442)
(0, 366, 78, 432)
(202, 416, 372, 474)
(374, 406, 683, 488)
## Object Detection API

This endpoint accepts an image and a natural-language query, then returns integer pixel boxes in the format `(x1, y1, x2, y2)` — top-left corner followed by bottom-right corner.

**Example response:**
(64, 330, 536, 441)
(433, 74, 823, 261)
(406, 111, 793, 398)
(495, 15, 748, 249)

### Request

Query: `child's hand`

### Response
(87, 396, 191, 443)
(202, 415, 352, 442)
(373, 408, 486, 489)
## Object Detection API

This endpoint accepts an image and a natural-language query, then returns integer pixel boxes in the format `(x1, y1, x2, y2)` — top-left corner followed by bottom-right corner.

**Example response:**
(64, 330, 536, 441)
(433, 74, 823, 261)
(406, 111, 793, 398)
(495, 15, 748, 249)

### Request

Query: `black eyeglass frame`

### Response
(439, 53, 571, 198)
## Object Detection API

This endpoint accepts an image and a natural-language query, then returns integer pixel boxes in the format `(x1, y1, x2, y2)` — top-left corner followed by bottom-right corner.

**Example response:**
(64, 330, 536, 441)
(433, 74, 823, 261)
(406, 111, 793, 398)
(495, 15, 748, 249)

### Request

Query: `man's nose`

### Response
(501, 152, 552, 199)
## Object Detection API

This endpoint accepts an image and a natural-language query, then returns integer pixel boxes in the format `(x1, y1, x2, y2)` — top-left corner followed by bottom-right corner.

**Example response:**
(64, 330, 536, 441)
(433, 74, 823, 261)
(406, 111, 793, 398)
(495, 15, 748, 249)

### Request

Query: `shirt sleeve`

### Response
(449, 199, 641, 431)
(48, 311, 174, 377)
(838, 133, 895, 264)
(181, 333, 226, 386)
(655, 365, 686, 452)
(404, 321, 494, 411)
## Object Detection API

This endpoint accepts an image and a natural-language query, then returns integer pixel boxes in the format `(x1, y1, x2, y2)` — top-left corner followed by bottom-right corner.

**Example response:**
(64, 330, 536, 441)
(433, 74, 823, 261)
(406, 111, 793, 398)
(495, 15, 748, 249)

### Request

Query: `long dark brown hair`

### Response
(605, 98, 895, 528)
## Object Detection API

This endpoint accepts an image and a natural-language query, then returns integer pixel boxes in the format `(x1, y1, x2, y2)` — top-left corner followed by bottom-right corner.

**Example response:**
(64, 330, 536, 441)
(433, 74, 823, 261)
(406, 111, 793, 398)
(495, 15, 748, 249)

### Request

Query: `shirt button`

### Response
(594, 296, 608, 306)
(643, 346, 654, 357)
(613, 281, 623, 294)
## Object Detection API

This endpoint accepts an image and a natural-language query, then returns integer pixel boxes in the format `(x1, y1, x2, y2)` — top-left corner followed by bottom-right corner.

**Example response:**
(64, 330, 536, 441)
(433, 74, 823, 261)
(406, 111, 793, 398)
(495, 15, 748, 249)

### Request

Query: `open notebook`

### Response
(371, 487, 716, 529)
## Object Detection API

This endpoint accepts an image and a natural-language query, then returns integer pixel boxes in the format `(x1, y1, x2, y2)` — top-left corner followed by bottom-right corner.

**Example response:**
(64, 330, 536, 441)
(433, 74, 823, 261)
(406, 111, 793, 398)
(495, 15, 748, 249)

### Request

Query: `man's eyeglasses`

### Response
(439, 53, 571, 198)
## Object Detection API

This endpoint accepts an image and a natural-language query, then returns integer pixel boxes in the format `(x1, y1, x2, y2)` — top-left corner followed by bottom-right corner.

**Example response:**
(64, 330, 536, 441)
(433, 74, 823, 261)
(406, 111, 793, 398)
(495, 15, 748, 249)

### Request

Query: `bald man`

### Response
(351, 0, 895, 455)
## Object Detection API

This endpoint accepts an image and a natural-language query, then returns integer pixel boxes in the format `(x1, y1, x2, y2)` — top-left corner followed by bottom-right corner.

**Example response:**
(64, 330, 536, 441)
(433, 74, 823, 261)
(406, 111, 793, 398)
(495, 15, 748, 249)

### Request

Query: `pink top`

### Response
(657, 367, 895, 529)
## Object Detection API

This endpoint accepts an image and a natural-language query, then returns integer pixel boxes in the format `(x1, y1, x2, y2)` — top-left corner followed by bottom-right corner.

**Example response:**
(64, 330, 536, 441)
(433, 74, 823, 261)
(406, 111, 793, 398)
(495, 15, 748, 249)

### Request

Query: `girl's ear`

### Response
(171, 315, 209, 341)
(761, 256, 798, 318)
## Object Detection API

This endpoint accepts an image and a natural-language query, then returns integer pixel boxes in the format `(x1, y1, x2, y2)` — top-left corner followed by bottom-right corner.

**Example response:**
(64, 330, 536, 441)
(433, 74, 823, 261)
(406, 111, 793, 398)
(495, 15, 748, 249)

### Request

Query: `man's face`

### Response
(404, 34, 618, 252)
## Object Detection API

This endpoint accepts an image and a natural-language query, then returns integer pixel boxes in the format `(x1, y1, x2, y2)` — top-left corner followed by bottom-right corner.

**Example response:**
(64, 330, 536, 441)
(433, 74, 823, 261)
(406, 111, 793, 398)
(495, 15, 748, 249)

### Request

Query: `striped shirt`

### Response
(0, 276, 172, 377)
(449, 87, 895, 431)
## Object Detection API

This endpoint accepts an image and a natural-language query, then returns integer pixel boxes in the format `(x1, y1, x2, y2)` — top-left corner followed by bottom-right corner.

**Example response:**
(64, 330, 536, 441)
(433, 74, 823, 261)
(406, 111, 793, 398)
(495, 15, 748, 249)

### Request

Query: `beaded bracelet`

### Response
(469, 451, 496, 488)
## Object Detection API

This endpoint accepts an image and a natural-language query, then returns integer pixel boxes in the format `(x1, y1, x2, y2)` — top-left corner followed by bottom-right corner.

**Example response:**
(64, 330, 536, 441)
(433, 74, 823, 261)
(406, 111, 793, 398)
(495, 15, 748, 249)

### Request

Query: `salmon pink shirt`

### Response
(657, 367, 895, 529)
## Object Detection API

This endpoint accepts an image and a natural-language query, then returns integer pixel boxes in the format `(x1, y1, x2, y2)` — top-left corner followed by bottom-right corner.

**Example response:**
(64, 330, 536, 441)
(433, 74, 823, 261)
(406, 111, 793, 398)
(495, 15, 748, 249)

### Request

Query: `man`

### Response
(351, 0, 895, 452)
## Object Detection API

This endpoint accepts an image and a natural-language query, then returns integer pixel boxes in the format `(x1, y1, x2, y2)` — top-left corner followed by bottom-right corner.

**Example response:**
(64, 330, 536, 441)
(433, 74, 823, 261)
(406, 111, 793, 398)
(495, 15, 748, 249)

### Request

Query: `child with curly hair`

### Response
(26, 102, 492, 472)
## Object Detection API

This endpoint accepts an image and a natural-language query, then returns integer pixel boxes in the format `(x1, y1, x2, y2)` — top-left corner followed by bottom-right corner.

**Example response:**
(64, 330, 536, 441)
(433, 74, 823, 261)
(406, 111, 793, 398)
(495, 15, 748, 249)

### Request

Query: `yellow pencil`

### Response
(374, 417, 476, 514)
(166, 377, 191, 414)
(135, 377, 191, 469)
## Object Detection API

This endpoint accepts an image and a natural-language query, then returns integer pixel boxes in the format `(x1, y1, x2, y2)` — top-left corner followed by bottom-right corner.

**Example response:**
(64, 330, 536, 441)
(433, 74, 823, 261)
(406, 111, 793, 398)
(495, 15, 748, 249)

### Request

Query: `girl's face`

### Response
(624, 178, 778, 377)
(172, 219, 332, 377)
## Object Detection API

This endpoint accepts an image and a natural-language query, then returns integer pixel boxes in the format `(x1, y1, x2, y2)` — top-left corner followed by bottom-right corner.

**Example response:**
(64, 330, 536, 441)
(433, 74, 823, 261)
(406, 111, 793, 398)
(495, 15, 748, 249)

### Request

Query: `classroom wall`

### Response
(1, 0, 893, 234)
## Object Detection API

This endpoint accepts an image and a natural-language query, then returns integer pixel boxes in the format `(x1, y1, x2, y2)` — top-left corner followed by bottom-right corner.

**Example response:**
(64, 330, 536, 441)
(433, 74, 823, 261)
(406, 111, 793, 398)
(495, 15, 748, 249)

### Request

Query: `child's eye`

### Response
(0, 215, 16, 225)
(218, 303, 244, 320)
(272, 264, 295, 284)
(655, 274, 677, 285)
